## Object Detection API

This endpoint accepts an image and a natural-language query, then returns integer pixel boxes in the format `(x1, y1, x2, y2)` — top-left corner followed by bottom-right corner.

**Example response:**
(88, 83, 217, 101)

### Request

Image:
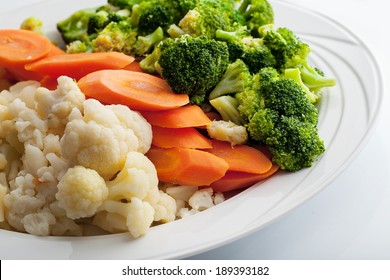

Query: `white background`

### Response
(1, 0, 389, 260)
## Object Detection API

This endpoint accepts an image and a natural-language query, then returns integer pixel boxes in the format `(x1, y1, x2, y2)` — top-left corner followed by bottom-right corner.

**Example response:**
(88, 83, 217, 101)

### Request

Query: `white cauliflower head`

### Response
(35, 76, 85, 135)
(60, 99, 152, 180)
(56, 165, 108, 219)
(94, 151, 176, 237)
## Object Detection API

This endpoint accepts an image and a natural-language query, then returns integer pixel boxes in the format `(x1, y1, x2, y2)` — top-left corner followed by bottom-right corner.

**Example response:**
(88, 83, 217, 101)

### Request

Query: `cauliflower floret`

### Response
(4, 174, 46, 232)
(152, 190, 176, 223)
(176, 188, 226, 219)
(60, 99, 152, 179)
(23, 144, 48, 176)
(35, 76, 85, 134)
(95, 199, 154, 238)
(207, 120, 248, 146)
(56, 166, 108, 219)
(94, 151, 176, 237)
(109, 105, 152, 154)
(22, 209, 56, 236)
(107, 151, 158, 201)
(188, 188, 215, 211)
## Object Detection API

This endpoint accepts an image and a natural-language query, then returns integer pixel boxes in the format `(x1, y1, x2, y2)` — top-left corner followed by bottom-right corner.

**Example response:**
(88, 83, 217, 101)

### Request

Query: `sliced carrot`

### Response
(140, 105, 211, 128)
(205, 140, 273, 174)
(210, 164, 280, 192)
(25, 51, 135, 80)
(39, 75, 59, 90)
(0, 29, 52, 67)
(46, 43, 65, 56)
(146, 146, 229, 186)
(123, 60, 143, 72)
(78, 69, 189, 111)
(5, 65, 45, 81)
(152, 125, 212, 149)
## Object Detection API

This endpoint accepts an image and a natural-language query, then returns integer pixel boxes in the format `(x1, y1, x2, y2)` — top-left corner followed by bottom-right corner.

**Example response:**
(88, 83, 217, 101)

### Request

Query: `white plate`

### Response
(0, 0, 383, 259)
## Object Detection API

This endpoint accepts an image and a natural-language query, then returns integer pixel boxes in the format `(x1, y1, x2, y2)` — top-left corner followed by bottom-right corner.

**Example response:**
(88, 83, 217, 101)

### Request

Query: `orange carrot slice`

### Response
(140, 105, 211, 128)
(210, 164, 280, 192)
(0, 29, 52, 67)
(146, 146, 229, 186)
(123, 60, 143, 72)
(151, 125, 212, 149)
(78, 69, 189, 111)
(205, 140, 273, 174)
(25, 51, 135, 80)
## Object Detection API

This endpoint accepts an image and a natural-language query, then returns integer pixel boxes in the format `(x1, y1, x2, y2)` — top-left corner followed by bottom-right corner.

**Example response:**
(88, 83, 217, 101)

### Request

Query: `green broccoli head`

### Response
(57, 7, 97, 44)
(91, 20, 137, 54)
(271, 115, 324, 171)
(157, 35, 229, 105)
(262, 27, 310, 69)
(128, 1, 182, 35)
(244, 67, 324, 171)
(238, 0, 274, 36)
(248, 110, 325, 171)
(260, 76, 319, 125)
(209, 59, 253, 100)
(178, 0, 242, 38)
(262, 27, 336, 97)
(216, 28, 276, 73)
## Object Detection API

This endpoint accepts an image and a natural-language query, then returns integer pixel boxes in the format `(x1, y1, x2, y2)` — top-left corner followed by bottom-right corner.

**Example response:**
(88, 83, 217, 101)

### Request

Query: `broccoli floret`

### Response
(139, 44, 162, 74)
(260, 75, 319, 125)
(87, 10, 112, 34)
(262, 26, 336, 101)
(235, 88, 261, 122)
(20, 17, 43, 34)
(241, 68, 324, 171)
(178, 0, 242, 38)
(209, 95, 246, 125)
(209, 59, 252, 100)
(87, 9, 131, 34)
(57, 7, 97, 44)
(157, 35, 229, 105)
(128, 1, 182, 35)
(138, 5, 175, 34)
(132, 27, 164, 56)
(238, 0, 274, 36)
(91, 20, 137, 54)
(65, 40, 92, 53)
(216, 27, 276, 73)
(248, 112, 325, 171)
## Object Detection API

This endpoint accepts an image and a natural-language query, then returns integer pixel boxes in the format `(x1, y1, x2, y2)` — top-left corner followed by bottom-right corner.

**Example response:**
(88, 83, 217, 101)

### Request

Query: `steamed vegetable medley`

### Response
(0, 0, 336, 238)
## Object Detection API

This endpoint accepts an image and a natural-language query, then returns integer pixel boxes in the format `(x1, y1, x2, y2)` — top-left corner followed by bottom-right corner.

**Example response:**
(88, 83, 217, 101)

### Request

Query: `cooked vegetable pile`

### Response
(0, 0, 336, 238)
(55, 0, 336, 171)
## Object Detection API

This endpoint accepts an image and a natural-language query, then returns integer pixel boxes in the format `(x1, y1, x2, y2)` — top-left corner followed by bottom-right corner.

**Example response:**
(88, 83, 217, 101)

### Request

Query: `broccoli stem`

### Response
(238, 0, 251, 14)
(130, 4, 141, 27)
(210, 95, 246, 126)
(215, 29, 239, 42)
(167, 24, 185, 38)
(299, 61, 336, 92)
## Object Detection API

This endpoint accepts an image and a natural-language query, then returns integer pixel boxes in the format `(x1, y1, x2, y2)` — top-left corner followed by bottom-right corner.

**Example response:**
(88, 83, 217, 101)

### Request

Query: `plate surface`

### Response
(0, 0, 383, 259)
